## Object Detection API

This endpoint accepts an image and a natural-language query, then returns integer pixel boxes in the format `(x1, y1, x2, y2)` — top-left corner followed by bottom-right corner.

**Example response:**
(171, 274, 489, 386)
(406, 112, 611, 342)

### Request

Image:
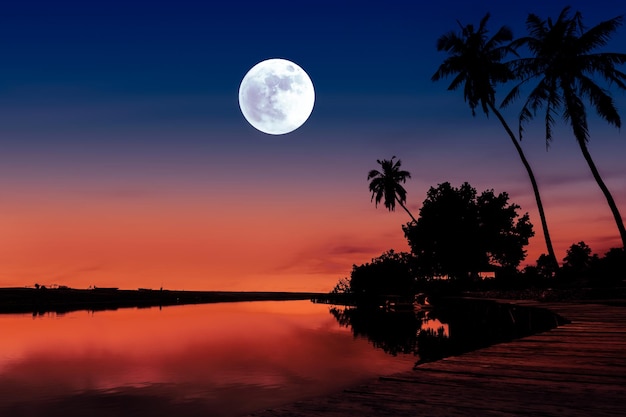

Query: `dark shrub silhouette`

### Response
(404, 182, 534, 280)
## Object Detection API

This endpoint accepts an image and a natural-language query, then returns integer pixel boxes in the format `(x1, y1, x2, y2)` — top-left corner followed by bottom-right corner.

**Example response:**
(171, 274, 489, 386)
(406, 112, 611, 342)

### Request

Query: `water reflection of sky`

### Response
(423, 317, 449, 337)
(0, 301, 416, 416)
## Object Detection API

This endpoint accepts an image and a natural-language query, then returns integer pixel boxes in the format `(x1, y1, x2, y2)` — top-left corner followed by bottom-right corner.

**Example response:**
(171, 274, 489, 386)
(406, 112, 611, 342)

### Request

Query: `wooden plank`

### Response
(436, 354, 626, 374)
(413, 362, 626, 385)
(357, 379, 623, 416)
(385, 369, 626, 393)
(470, 343, 626, 357)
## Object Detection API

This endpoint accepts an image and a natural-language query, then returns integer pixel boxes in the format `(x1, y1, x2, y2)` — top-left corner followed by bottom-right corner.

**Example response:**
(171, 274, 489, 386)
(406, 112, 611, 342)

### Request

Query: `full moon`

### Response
(238, 58, 315, 135)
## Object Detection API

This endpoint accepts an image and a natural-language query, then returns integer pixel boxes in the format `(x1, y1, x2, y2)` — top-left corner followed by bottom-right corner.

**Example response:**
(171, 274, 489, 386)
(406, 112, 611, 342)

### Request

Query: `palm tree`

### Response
(504, 7, 626, 249)
(368, 156, 417, 223)
(432, 13, 559, 268)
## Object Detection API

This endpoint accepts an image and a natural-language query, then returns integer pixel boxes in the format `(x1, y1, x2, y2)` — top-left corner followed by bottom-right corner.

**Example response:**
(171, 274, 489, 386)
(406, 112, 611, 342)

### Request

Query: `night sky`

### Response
(1, 0, 625, 291)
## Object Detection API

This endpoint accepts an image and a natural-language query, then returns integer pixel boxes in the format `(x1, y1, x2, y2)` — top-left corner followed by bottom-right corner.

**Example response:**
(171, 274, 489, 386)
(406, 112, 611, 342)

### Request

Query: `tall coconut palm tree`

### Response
(368, 156, 417, 223)
(504, 7, 626, 249)
(432, 13, 559, 268)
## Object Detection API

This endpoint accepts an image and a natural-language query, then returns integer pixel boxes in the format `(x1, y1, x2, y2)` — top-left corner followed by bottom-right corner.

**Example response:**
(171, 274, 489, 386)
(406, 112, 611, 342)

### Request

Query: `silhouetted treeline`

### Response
(336, 181, 539, 302)
(0, 288, 325, 315)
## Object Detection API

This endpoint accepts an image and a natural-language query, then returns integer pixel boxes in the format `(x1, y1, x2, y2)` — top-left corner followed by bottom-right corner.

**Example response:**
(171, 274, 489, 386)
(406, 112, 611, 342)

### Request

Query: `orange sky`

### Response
(1, 150, 623, 293)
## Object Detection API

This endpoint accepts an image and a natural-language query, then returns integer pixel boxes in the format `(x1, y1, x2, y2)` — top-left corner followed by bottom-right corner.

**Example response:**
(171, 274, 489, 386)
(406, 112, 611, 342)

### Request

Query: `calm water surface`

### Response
(0, 301, 418, 417)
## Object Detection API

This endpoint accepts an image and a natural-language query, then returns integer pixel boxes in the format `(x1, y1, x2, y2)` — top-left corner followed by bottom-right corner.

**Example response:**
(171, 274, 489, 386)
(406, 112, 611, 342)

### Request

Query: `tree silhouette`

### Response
(504, 7, 626, 249)
(403, 182, 534, 280)
(563, 241, 593, 271)
(562, 241, 595, 280)
(348, 250, 415, 299)
(432, 13, 558, 269)
(368, 156, 417, 223)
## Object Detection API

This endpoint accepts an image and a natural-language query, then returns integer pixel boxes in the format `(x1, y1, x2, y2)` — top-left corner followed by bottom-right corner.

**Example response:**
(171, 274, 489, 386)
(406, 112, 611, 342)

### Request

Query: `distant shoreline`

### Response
(0, 287, 332, 315)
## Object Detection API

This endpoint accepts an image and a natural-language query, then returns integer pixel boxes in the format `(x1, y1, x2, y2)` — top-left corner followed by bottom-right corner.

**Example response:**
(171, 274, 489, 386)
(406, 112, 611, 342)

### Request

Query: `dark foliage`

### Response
(403, 182, 534, 280)
(592, 247, 626, 286)
(557, 242, 625, 285)
(347, 250, 415, 301)
(563, 241, 594, 272)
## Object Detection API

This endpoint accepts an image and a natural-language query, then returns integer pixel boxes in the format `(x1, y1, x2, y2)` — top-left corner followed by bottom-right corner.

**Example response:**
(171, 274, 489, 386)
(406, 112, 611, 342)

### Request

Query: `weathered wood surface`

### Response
(249, 300, 626, 416)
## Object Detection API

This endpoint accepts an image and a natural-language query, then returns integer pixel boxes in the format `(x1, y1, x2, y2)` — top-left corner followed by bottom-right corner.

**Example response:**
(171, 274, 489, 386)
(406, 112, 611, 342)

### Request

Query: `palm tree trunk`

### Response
(396, 197, 418, 223)
(488, 103, 559, 269)
(577, 140, 626, 249)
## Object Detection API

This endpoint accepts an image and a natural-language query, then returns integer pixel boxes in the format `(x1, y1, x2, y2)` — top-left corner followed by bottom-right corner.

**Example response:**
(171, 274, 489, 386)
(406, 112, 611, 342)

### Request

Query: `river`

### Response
(0, 300, 418, 417)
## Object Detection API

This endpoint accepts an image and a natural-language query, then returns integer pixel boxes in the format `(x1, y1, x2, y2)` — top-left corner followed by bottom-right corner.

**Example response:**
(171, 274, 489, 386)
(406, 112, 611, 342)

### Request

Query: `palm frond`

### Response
(367, 169, 382, 180)
(578, 16, 624, 53)
(478, 13, 491, 33)
(582, 53, 626, 90)
(436, 31, 465, 53)
(447, 72, 467, 92)
(543, 86, 562, 146)
(484, 25, 513, 52)
(578, 74, 622, 127)
(519, 106, 533, 140)
(526, 13, 548, 39)
(518, 78, 551, 140)
(501, 83, 521, 109)
(561, 87, 589, 143)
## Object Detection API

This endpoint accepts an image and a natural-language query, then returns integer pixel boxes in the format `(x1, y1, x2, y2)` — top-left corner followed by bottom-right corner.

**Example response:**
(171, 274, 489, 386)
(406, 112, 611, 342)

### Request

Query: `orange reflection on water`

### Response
(0, 301, 416, 417)
(421, 316, 449, 337)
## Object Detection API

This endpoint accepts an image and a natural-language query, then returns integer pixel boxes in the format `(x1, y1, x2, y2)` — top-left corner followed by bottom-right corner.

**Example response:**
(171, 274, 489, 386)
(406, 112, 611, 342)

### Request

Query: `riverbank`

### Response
(0, 287, 327, 314)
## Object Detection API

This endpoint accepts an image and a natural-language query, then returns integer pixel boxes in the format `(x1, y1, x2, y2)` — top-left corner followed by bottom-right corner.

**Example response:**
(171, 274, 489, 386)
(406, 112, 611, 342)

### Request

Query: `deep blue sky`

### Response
(3, 1, 624, 134)
(1, 0, 625, 290)
(3, 1, 624, 140)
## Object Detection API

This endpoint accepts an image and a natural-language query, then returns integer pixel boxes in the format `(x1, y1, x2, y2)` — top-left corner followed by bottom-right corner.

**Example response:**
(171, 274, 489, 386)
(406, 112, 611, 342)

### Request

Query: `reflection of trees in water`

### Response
(415, 326, 451, 364)
(329, 299, 566, 365)
(329, 306, 449, 361)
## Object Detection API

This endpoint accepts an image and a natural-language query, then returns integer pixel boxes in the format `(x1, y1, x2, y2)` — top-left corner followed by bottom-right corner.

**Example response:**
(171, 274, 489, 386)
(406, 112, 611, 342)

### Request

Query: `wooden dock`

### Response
(249, 300, 626, 416)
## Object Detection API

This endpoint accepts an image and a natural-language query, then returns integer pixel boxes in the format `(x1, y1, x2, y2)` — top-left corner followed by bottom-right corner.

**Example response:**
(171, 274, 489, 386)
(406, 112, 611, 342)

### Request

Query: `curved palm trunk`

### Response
(488, 103, 559, 269)
(396, 196, 418, 223)
(577, 140, 626, 249)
